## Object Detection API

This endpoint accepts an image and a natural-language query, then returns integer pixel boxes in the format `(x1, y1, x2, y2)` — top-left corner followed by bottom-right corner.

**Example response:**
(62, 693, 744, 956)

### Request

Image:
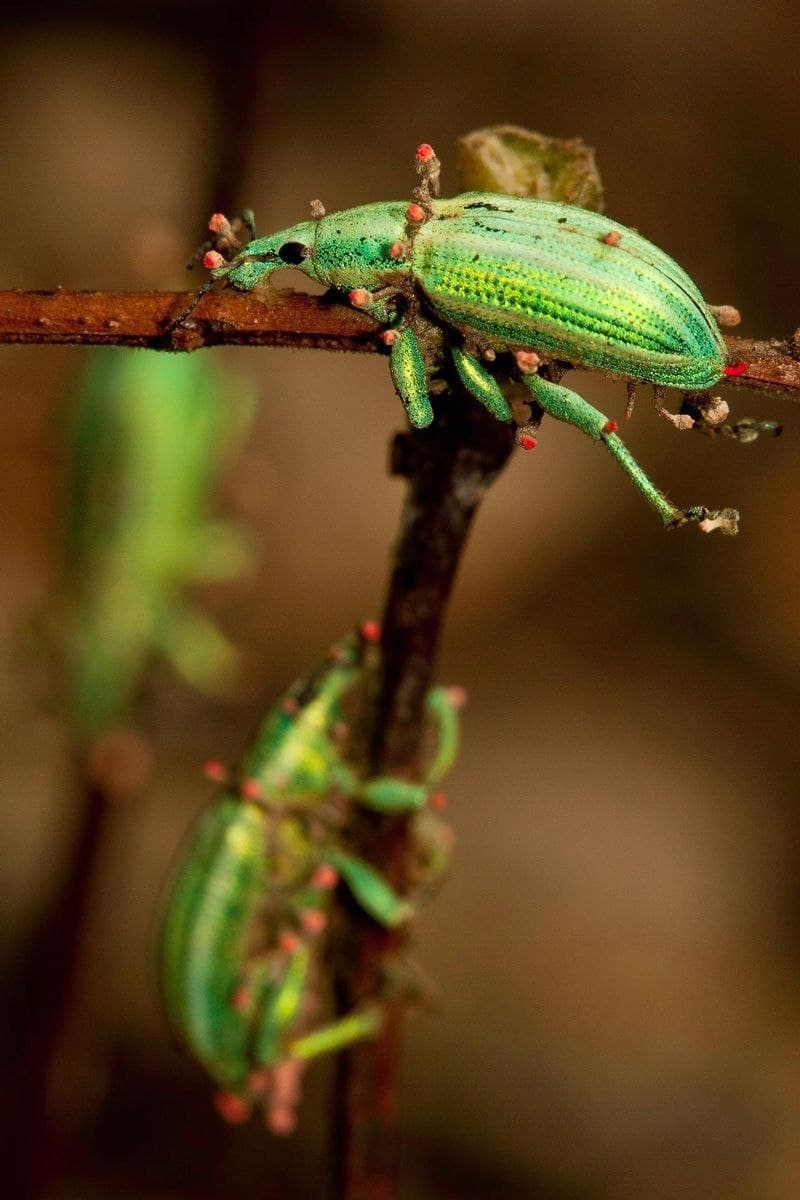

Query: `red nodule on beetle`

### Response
(214, 1091, 251, 1125)
(311, 864, 339, 889)
(724, 361, 749, 378)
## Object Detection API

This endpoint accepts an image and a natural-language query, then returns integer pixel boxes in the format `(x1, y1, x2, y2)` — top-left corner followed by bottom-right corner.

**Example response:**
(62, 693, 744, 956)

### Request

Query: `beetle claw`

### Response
(668, 506, 740, 535)
(658, 407, 695, 431)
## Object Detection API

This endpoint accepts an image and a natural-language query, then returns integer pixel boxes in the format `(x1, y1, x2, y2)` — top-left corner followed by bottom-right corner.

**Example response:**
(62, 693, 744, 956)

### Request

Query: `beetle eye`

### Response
(278, 241, 308, 264)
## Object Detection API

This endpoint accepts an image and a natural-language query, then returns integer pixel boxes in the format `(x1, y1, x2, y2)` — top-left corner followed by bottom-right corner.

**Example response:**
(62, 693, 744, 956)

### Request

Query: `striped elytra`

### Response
(412, 195, 726, 389)
(161, 798, 266, 1088)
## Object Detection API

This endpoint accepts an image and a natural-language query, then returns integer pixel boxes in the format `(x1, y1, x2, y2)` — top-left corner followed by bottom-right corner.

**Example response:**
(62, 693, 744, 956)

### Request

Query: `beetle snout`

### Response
(277, 240, 313, 264)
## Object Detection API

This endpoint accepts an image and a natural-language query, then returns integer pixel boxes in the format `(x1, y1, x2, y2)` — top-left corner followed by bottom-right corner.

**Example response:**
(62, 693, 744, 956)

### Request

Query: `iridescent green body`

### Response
(196, 186, 737, 533)
(160, 629, 461, 1132)
(209, 194, 725, 390)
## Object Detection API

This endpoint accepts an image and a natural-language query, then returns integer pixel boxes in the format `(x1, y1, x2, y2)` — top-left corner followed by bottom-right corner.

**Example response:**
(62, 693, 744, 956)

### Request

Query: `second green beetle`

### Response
(189, 144, 742, 533)
(161, 623, 461, 1134)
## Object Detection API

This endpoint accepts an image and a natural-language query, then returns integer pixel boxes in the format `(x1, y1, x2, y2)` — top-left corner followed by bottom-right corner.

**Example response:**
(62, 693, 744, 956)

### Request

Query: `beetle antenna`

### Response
(238, 208, 257, 243)
(166, 276, 215, 335)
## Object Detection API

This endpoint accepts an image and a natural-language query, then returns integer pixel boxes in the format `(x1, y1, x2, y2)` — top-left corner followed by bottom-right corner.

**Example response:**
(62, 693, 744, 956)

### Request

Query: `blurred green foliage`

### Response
(59, 349, 254, 741)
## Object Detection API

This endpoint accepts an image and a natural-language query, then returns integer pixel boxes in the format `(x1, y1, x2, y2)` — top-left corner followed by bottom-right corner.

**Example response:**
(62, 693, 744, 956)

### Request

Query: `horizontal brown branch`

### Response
(722, 333, 800, 397)
(1, 288, 799, 402)
(0, 288, 379, 352)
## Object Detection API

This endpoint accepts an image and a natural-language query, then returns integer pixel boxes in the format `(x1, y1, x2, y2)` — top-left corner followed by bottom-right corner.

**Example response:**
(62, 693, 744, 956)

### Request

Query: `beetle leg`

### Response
(409, 807, 455, 900)
(450, 346, 513, 422)
(355, 775, 430, 811)
(327, 751, 431, 812)
(653, 385, 694, 431)
(625, 381, 637, 421)
(167, 276, 216, 333)
(520, 373, 739, 533)
(389, 327, 435, 428)
(254, 1006, 382, 1135)
(252, 944, 310, 1069)
(348, 289, 398, 326)
(322, 848, 413, 926)
(287, 1003, 382, 1062)
(423, 684, 464, 787)
(344, 682, 462, 812)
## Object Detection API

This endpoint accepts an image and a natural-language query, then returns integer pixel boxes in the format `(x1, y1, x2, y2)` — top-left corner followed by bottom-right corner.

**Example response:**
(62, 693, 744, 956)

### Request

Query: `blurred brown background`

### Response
(2, 2, 800, 1197)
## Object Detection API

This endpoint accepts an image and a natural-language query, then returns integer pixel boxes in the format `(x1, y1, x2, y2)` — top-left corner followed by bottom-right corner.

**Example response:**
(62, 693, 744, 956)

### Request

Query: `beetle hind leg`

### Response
(520, 372, 739, 534)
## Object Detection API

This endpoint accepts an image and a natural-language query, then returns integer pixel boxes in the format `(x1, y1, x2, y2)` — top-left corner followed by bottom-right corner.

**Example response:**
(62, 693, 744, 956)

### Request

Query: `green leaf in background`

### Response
(457, 123, 605, 210)
(60, 348, 255, 741)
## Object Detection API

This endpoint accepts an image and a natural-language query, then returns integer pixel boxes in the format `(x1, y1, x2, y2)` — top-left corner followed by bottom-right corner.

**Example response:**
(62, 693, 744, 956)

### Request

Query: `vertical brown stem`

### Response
(1, 766, 110, 1199)
(331, 389, 515, 1199)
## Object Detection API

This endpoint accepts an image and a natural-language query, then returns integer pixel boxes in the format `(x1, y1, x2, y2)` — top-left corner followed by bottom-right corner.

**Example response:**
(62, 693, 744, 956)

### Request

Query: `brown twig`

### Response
(1, 288, 800, 403)
(723, 332, 800, 396)
(331, 389, 516, 1200)
(0, 288, 377, 351)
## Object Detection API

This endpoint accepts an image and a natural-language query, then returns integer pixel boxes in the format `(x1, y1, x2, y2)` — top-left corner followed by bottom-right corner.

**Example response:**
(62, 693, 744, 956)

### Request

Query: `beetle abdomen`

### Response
(413, 195, 725, 389)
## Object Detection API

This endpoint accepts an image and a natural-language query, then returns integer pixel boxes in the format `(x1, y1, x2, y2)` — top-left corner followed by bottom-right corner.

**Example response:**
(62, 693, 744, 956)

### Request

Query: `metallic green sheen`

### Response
(220, 194, 725, 389)
(450, 344, 513, 421)
(413, 194, 725, 388)
(389, 328, 434, 427)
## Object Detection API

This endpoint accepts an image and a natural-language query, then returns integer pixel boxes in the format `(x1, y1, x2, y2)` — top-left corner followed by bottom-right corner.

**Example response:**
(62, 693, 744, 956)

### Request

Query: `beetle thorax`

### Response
(312, 202, 410, 291)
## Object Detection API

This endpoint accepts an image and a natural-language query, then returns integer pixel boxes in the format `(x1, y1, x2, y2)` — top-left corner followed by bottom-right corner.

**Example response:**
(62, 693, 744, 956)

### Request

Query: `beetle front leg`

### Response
(388, 327, 435, 429)
(347, 289, 435, 429)
(520, 373, 739, 534)
(167, 277, 216, 334)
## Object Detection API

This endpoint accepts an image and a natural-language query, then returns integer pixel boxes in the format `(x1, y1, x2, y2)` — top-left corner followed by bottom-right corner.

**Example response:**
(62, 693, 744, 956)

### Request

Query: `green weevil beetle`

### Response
(160, 621, 461, 1134)
(175, 143, 746, 536)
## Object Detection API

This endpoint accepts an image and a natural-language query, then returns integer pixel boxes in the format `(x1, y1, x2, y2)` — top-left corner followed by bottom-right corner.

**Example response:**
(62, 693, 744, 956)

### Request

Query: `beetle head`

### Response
(210, 220, 321, 290)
